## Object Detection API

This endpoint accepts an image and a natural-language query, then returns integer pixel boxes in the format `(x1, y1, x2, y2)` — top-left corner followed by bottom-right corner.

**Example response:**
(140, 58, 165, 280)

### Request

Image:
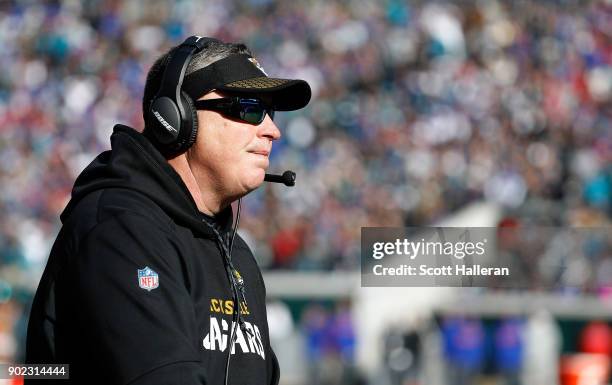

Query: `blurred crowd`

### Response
(0, 0, 610, 371)
(380, 313, 611, 385)
(0, 0, 611, 275)
(266, 302, 612, 385)
(476, 225, 612, 295)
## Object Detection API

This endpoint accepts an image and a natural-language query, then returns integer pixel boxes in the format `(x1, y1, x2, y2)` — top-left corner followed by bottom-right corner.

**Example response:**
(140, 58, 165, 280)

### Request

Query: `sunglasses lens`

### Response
(238, 99, 268, 124)
(198, 98, 275, 124)
(239, 106, 264, 124)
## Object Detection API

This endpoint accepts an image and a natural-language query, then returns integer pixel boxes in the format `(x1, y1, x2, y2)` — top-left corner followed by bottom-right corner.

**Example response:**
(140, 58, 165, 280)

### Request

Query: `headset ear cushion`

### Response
(180, 91, 199, 151)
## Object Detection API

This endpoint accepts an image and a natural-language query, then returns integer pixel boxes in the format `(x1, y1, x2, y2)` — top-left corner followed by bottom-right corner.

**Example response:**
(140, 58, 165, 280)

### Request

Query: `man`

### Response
(25, 36, 311, 385)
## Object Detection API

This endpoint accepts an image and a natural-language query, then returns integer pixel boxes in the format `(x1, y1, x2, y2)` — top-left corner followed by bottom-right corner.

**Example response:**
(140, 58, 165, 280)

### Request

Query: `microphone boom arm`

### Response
(264, 170, 296, 186)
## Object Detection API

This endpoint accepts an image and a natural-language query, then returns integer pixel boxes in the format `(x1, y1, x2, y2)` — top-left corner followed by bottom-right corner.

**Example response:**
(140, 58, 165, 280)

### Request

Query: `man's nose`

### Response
(258, 114, 281, 141)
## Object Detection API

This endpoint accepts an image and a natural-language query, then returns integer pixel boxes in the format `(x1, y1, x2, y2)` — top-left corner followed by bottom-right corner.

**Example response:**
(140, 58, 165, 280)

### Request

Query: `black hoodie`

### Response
(25, 124, 280, 385)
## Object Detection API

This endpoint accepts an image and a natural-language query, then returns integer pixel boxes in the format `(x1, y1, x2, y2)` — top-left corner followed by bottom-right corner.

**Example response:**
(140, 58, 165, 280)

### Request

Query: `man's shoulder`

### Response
(63, 187, 174, 240)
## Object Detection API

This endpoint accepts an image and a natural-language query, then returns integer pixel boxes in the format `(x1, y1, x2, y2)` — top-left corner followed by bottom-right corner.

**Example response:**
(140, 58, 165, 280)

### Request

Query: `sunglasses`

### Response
(194, 97, 275, 125)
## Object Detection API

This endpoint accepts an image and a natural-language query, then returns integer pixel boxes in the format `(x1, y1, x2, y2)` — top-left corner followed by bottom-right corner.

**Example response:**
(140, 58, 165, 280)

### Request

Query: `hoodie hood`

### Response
(61, 124, 232, 239)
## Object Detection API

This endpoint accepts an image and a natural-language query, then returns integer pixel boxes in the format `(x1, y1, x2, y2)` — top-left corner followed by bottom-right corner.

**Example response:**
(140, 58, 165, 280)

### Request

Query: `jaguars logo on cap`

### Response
(248, 57, 268, 76)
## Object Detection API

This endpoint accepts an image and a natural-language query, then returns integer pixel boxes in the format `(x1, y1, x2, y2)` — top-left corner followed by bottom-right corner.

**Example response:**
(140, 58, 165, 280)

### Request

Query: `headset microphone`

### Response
(264, 170, 296, 186)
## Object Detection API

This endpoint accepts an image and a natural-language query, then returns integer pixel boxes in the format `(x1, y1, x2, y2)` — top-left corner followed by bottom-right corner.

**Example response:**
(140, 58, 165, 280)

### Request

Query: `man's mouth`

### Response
(249, 150, 269, 157)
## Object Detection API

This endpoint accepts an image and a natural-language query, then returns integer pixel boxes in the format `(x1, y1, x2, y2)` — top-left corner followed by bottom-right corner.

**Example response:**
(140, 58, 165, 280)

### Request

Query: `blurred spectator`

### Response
(521, 310, 562, 385)
(302, 303, 334, 385)
(441, 316, 485, 385)
(382, 321, 423, 385)
(579, 321, 612, 357)
(301, 301, 359, 385)
(494, 317, 524, 385)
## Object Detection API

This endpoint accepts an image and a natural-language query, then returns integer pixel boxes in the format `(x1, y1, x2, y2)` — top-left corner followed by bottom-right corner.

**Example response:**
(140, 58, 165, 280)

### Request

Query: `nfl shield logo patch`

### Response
(138, 266, 159, 291)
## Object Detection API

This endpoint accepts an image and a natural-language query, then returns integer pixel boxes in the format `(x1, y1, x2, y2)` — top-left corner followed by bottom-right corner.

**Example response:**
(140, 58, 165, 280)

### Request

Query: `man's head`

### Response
(141, 36, 311, 212)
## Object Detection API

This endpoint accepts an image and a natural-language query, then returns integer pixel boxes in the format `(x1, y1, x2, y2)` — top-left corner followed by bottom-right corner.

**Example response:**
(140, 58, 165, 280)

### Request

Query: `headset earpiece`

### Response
(149, 95, 181, 146)
(148, 36, 219, 156)
(180, 91, 199, 150)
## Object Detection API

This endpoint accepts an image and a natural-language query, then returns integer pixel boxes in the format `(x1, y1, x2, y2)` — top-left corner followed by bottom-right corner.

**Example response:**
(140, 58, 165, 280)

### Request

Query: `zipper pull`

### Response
(232, 268, 244, 288)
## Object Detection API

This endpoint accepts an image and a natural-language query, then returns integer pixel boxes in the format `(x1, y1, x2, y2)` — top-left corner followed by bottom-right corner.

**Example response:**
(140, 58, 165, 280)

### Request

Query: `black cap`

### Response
(182, 54, 311, 111)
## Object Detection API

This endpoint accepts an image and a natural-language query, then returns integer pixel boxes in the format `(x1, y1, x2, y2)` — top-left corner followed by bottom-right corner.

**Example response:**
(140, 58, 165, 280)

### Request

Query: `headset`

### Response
(148, 35, 220, 156)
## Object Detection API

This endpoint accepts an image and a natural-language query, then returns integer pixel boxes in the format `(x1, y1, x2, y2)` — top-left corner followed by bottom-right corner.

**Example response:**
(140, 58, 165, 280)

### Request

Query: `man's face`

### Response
(187, 90, 281, 199)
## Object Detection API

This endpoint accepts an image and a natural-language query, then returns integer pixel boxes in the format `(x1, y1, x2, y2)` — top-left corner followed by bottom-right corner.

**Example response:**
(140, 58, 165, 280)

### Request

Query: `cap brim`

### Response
(217, 77, 311, 111)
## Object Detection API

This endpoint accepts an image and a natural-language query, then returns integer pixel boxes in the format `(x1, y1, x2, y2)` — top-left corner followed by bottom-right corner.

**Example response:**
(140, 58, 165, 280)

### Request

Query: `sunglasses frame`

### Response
(194, 97, 274, 125)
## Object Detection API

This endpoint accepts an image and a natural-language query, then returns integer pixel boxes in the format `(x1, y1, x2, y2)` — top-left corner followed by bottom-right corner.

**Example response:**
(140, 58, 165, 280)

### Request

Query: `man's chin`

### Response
(241, 169, 266, 192)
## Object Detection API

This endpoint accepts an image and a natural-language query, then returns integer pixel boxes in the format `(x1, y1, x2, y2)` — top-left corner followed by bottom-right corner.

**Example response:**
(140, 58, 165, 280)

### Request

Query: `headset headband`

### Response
(148, 36, 220, 154)
(156, 36, 219, 110)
